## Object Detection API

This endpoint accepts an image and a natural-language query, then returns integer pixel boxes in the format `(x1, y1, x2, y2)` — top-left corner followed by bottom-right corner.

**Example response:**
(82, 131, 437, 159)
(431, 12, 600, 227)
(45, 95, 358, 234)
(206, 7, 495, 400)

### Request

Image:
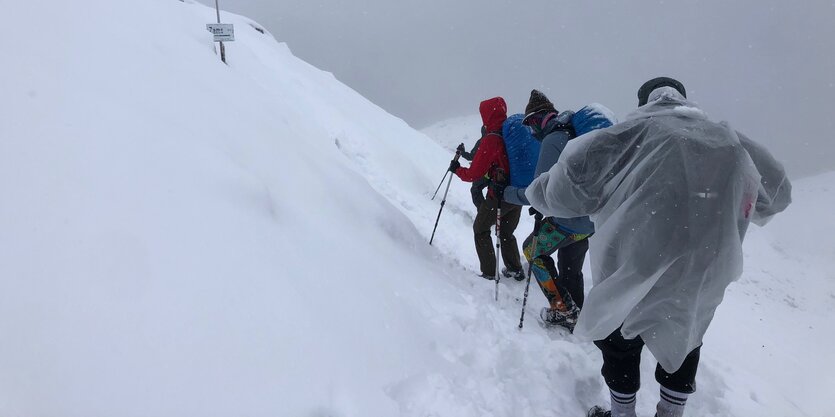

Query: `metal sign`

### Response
(206, 23, 235, 42)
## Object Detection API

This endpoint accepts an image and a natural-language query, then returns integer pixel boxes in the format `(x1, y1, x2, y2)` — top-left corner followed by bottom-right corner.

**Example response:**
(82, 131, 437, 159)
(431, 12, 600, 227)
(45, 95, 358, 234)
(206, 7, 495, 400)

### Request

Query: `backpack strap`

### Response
(542, 112, 577, 139)
(554, 122, 576, 139)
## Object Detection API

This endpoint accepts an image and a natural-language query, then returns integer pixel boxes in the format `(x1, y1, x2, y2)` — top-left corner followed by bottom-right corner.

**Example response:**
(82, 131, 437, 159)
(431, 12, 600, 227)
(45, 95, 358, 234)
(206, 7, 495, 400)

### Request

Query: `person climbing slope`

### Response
(449, 97, 524, 280)
(525, 77, 792, 417)
(496, 90, 603, 330)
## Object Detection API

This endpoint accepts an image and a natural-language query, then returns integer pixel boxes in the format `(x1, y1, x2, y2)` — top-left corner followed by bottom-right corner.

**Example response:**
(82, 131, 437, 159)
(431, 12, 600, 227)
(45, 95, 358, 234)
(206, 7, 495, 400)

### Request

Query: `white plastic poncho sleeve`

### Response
(737, 132, 792, 225)
(525, 91, 791, 372)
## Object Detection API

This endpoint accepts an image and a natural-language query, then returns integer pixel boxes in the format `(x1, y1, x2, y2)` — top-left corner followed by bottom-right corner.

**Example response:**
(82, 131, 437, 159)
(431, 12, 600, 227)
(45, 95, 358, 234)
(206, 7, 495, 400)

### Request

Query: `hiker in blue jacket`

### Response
(497, 90, 596, 330)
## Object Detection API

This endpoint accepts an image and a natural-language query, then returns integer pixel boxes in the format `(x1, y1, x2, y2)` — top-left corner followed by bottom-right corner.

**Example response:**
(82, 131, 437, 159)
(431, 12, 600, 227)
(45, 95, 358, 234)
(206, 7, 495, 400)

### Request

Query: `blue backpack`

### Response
(500, 105, 616, 188)
(501, 113, 540, 187)
(572, 103, 617, 137)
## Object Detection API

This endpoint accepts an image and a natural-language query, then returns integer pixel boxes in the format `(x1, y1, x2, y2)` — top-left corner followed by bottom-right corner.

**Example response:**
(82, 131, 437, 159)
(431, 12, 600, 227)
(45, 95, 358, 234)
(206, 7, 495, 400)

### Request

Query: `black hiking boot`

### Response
(586, 406, 611, 417)
(501, 267, 525, 281)
(478, 273, 495, 281)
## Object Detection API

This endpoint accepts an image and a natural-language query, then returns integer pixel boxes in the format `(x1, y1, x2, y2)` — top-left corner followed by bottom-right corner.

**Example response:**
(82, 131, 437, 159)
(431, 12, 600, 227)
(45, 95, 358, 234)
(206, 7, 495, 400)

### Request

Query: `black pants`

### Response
(594, 328, 701, 394)
(473, 196, 523, 275)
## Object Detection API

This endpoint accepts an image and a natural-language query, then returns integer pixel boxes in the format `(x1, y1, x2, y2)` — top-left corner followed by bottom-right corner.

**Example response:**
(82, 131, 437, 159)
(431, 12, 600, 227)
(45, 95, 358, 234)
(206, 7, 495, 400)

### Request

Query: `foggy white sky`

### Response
(209, 0, 835, 177)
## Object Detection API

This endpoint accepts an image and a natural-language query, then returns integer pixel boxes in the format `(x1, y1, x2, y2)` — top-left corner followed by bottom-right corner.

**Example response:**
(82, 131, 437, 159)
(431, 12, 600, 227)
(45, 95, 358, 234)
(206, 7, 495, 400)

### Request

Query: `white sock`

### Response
(609, 389, 637, 417)
(656, 386, 689, 417)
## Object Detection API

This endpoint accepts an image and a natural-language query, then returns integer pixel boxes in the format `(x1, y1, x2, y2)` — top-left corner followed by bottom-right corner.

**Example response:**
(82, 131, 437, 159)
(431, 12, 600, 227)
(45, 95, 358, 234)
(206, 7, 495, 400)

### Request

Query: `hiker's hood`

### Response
(479, 97, 508, 133)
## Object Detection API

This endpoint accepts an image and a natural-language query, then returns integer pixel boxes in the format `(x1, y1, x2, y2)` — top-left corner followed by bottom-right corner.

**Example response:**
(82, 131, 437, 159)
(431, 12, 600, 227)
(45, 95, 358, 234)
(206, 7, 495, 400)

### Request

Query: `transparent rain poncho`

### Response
(525, 88, 792, 372)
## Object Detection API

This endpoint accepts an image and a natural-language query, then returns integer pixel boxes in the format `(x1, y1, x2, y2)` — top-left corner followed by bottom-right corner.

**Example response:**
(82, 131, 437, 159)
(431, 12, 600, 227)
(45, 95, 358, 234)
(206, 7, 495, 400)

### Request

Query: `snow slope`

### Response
(1, 1, 832, 416)
(705, 172, 835, 417)
(421, 114, 484, 154)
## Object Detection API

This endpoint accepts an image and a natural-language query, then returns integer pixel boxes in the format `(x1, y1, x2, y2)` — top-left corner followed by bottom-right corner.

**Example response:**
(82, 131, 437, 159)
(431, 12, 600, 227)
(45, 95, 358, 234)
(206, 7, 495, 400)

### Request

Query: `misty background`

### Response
(206, 0, 835, 178)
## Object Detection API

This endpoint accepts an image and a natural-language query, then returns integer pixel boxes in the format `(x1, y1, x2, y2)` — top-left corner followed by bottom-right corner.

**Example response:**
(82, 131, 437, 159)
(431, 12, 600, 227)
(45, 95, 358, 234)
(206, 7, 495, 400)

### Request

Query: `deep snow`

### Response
(1, 1, 832, 416)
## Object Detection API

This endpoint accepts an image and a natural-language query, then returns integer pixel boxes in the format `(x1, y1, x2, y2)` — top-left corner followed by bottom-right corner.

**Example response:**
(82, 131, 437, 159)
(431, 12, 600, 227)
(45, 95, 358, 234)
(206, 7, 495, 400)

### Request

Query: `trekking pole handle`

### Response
(493, 167, 507, 201)
(494, 167, 506, 182)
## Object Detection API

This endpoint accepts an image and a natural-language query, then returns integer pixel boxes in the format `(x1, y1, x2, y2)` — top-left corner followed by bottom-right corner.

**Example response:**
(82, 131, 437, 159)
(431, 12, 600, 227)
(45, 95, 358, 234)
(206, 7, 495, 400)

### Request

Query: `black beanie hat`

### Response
(637, 77, 686, 106)
(524, 89, 556, 116)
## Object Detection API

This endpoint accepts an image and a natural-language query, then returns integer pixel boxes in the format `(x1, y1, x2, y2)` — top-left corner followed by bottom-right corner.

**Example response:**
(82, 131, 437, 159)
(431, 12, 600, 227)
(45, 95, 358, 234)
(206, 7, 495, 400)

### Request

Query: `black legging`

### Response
(557, 238, 588, 308)
(594, 327, 701, 394)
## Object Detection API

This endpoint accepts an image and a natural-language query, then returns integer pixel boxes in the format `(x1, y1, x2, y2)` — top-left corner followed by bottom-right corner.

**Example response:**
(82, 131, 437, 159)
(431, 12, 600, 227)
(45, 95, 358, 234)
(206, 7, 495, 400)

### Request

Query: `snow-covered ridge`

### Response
(2, 1, 472, 415)
(1, 1, 832, 416)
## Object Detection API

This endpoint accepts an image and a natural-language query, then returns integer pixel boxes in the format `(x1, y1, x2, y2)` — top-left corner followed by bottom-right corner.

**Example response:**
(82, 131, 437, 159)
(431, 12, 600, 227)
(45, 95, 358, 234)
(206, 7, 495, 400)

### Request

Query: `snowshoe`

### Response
(501, 267, 525, 281)
(539, 306, 578, 332)
(586, 406, 611, 417)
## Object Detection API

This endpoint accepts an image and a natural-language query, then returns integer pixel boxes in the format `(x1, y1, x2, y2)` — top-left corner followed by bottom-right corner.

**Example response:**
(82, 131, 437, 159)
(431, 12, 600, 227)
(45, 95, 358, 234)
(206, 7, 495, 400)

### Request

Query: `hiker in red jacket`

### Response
(449, 97, 524, 280)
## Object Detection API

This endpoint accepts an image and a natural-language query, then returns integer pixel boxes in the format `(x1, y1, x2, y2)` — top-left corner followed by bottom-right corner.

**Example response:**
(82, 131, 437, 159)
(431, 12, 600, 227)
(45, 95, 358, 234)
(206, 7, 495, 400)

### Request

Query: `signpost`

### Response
(206, 24, 234, 42)
(208, 0, 234, 64)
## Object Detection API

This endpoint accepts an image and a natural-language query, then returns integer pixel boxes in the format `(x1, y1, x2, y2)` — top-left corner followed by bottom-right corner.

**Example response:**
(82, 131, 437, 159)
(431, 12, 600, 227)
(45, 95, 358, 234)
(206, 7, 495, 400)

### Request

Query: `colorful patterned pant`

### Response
(522, 218, 591, 311)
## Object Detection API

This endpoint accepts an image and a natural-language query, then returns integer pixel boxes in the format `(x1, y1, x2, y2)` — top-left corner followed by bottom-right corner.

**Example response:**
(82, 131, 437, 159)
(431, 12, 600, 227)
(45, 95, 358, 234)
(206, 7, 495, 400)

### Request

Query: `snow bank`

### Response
(1, 1, 474, 415)
(1, 1, 832, 416)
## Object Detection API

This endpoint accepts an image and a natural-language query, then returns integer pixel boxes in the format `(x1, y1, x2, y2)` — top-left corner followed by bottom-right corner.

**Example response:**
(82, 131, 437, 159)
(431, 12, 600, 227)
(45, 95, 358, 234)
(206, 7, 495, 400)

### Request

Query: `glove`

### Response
(529, 208, 544, 233)
(448, 159, 461, 172)
(456, 143, 466, 154)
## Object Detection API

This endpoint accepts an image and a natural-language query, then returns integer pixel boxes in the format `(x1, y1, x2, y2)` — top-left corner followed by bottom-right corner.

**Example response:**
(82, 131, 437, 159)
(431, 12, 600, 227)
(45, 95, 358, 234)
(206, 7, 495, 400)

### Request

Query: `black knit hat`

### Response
(524, 89, 556, 116)
(638, 77, 686, 106)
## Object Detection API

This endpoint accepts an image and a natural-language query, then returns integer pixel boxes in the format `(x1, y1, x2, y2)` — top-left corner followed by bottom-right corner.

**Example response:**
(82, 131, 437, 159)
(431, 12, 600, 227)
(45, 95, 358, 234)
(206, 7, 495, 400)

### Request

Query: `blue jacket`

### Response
(504, 112, 595, 234)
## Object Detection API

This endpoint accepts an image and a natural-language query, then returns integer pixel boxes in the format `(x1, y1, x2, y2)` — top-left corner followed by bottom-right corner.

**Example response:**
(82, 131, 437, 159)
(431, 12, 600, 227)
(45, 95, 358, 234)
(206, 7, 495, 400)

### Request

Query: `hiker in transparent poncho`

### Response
(526, 77, 791, 417)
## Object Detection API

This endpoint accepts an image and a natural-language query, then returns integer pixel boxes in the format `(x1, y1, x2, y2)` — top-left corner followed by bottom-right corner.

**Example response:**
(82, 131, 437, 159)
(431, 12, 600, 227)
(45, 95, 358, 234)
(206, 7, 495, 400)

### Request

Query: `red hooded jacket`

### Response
(454, 97, 511, 197)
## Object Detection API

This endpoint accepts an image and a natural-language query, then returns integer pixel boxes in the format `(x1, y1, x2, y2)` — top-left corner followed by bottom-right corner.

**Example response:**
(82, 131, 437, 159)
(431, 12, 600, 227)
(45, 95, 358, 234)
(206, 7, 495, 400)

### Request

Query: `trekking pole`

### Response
(429, 152, 461, 245)
(431, 171, 449, 201)
(493, 168, 506, 302)
(519, 210, 544, 329)
(432, 144, 464, 200)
